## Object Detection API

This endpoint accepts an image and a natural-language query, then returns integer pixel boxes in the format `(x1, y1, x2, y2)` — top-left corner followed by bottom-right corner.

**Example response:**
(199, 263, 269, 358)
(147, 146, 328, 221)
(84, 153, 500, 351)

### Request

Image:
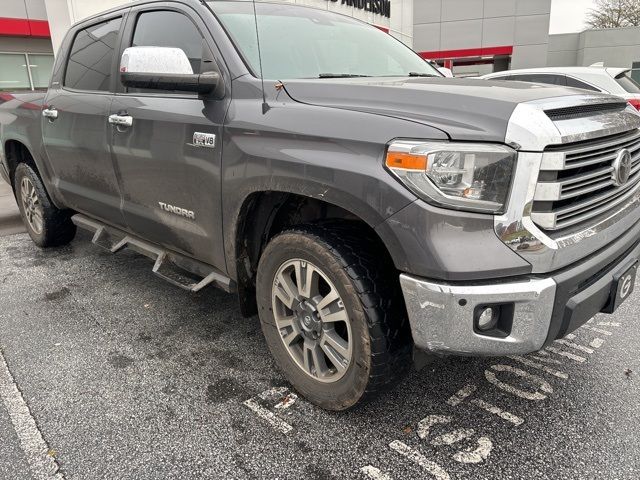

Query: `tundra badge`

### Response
(190, 132, 216, 148)
(158, 202, 195, 220)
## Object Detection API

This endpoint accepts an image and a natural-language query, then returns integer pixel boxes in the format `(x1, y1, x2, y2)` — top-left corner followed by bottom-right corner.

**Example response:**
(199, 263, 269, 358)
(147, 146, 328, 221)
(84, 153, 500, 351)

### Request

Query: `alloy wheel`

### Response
(271, 259, 353, 383)
(20, 177, 43, 235)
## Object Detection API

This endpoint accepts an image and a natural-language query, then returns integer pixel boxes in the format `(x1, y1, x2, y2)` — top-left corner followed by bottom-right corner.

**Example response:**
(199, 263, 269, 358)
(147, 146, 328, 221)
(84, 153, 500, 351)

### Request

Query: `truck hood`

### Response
(281, 77, 591, 143)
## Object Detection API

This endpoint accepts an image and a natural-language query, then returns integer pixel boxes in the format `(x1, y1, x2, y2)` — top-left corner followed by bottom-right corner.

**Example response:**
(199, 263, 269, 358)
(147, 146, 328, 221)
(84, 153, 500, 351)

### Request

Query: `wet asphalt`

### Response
(0, 191, 638, 479)
(0, 179, 25, 237)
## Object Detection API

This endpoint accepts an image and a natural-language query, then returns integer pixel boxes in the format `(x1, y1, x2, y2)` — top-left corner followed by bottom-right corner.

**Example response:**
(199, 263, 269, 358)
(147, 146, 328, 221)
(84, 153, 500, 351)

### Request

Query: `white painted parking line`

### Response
(582, 325, 612, 336)
(470, 399, 525, 426)
(257, 386, 291, 401)
(389, 440, 450, 480)
(272, 393, 298, 410)
(507, 355, 568, 380)
(417, 415, 452, 440)
(528, 353, 564, 365)
(446, 384, 476, 407)
(446, 385, 524, 425)
(243, 398, 294, 434)
(452, 436, 492, 464)
(485, 365, 553, 401)
(430, 428, 475, 446)
(545, 346, 586, 363)
(243, 388, 299, 434)
(0, 349, 64, 480)
(555, 339, 594, 354)
(596, 322, 620, 327)
(360, 465, 394, 480)
(590, 338, 605, 349)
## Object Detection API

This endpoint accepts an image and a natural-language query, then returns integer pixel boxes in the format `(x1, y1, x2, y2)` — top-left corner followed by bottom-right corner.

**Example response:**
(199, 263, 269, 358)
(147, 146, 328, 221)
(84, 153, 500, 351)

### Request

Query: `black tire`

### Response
(256, 223, 411, 411)
(13, 163, 76, 248)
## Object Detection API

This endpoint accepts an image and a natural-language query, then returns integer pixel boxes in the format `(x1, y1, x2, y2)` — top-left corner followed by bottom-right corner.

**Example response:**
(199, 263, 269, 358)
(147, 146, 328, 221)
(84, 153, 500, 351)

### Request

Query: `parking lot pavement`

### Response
(0, 179, 25, 237)
(0, 231, 639, 480)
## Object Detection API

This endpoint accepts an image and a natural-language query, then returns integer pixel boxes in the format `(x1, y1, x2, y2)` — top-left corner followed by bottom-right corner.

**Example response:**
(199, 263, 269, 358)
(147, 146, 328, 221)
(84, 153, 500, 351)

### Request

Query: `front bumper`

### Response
(401, 221, 640, 356)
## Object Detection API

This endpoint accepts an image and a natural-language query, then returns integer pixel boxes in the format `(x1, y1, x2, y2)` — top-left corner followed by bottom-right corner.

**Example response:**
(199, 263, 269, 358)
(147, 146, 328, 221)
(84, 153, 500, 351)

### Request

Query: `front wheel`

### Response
(13, 163, 76, 247)
(256, 224, 411, 410)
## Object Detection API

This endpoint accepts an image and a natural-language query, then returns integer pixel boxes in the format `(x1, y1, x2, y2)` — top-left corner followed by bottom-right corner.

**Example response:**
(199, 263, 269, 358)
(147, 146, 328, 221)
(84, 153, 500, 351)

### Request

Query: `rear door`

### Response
(41, 13, 127, 225)
(109, 4, 229, 269)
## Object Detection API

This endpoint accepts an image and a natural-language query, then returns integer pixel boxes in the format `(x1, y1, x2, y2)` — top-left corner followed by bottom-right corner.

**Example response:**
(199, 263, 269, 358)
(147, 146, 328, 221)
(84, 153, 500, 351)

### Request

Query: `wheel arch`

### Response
(3, 138, 66, 209)
(4, 139, 39, 189)
(231, 189, 405, 317)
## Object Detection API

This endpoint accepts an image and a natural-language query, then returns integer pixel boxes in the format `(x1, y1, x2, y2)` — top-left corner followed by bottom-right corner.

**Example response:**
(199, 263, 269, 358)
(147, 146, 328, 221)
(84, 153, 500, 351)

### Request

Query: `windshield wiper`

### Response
(407, 72, 440, 77)
(317, 73, 372, 79)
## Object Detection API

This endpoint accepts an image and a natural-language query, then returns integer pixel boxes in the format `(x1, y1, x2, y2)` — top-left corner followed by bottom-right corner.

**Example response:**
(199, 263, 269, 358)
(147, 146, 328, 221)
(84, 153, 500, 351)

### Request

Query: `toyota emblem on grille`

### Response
(612, 148, 633, 186)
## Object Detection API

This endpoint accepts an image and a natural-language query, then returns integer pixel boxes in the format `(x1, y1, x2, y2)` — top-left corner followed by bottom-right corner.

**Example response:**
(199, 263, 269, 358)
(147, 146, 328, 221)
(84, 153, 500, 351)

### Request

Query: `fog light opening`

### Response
(473, 303, 514, 338)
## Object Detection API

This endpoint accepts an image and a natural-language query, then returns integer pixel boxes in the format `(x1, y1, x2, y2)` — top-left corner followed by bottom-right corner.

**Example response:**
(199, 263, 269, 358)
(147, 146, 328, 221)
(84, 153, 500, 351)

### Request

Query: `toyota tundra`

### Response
(1, 0, 639, 410)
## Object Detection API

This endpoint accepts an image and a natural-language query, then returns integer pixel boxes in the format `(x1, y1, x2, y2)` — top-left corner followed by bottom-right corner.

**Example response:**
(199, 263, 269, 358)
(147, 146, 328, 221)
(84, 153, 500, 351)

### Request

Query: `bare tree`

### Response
(623, 0, 640, 26)
(586, 0, 640, 28)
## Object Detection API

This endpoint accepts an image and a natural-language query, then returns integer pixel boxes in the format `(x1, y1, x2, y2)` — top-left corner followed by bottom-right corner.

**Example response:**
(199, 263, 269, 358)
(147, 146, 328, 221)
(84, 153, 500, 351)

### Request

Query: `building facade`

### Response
(413, 0, 552, 77)
(411, 0, 640, 78)
(549, 27, 640, 82)
(0, 0, 54, 91)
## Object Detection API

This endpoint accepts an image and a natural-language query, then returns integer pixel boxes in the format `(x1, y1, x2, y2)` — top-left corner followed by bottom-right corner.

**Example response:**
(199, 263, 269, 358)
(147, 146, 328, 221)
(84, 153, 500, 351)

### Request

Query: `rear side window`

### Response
(64, 17, 122, 91)
(510, 74, 566, 86)
(615, 72, 640, 93)
(565, 76, 600, 92)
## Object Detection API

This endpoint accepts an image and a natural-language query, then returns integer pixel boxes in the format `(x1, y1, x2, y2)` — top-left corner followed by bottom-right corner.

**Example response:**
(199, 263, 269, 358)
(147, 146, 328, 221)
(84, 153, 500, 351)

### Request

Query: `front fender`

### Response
(221, 89, 448, 278)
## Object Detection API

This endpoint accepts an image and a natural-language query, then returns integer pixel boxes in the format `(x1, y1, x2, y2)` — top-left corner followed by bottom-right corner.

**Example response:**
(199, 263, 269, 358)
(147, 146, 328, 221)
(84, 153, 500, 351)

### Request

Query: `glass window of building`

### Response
(28, 54, 55, 89)
(0, 54, 32, 91)
(0, 53, 55, 91)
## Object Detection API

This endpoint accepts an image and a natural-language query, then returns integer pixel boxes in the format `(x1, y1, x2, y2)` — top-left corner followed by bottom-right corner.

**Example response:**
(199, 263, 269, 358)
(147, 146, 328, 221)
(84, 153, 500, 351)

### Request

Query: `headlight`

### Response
(385, 140, 516, 213)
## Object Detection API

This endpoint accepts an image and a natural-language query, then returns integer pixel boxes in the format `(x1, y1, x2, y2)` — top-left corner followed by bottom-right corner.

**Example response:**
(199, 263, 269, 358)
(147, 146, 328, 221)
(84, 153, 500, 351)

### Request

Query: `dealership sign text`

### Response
(326, 0, 391, 18)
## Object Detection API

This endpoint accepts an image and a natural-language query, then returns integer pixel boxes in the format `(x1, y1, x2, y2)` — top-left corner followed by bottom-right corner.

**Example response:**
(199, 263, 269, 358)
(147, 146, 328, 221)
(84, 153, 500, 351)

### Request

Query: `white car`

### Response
(481, 64, 640, 110)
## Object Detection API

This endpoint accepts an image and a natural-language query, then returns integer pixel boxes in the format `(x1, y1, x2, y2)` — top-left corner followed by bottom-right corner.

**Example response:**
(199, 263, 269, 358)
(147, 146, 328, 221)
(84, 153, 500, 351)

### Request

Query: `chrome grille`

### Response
(531, 128, 640, 231)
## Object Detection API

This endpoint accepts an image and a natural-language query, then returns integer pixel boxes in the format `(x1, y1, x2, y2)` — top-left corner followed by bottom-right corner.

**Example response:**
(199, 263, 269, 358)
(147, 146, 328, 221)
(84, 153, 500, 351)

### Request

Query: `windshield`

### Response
(614, 71, 640, 94)
(208, 1, 440, 79)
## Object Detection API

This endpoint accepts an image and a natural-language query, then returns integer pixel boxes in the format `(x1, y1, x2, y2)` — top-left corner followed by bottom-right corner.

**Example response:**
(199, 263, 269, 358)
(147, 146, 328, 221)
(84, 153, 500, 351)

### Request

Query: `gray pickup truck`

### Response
(2, 0, 640, 411)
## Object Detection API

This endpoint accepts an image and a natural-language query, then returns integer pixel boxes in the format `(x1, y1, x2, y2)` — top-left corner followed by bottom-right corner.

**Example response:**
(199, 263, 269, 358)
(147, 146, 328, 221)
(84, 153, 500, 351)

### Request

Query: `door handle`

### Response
(42, 108, 58, 120)
(108, 114, 133, 127)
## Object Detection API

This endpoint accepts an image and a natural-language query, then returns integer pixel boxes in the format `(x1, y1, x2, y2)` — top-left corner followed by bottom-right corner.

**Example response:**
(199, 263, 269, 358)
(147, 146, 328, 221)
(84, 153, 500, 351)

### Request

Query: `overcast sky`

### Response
(549, 0, 597, 34)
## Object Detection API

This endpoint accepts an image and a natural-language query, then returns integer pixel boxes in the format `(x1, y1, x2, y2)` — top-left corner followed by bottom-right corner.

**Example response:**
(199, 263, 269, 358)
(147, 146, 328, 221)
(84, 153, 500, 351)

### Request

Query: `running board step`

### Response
(72, 214, 234, 293)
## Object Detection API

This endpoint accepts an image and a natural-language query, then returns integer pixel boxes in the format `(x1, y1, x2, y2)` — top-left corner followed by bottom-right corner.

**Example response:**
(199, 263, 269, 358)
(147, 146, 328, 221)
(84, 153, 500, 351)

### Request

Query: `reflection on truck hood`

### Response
(282, 77, 592, 143)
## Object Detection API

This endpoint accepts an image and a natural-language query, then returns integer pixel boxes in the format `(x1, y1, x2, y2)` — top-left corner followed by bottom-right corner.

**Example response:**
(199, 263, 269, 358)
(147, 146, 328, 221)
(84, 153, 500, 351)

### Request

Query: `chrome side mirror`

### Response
(120, 46, 219, 94)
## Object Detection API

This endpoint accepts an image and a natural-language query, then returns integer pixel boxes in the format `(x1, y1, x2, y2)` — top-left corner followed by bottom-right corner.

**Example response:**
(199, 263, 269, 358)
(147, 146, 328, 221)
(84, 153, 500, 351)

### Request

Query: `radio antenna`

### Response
(252, 0, 269, 114)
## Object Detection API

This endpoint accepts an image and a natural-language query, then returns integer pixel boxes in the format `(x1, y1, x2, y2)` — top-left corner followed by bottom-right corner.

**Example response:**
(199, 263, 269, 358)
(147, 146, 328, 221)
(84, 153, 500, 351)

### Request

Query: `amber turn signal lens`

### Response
(385, 152, 427, 171)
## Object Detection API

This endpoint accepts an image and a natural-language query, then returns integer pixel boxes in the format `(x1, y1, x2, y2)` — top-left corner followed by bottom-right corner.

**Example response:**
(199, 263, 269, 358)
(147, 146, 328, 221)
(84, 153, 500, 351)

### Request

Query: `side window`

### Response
(549, 74, 566, 86)
(130, 10, 204, 78)
(64, 17, 122, 91)
(508, 74, 564, 86)
(565, 76, 600, 92)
